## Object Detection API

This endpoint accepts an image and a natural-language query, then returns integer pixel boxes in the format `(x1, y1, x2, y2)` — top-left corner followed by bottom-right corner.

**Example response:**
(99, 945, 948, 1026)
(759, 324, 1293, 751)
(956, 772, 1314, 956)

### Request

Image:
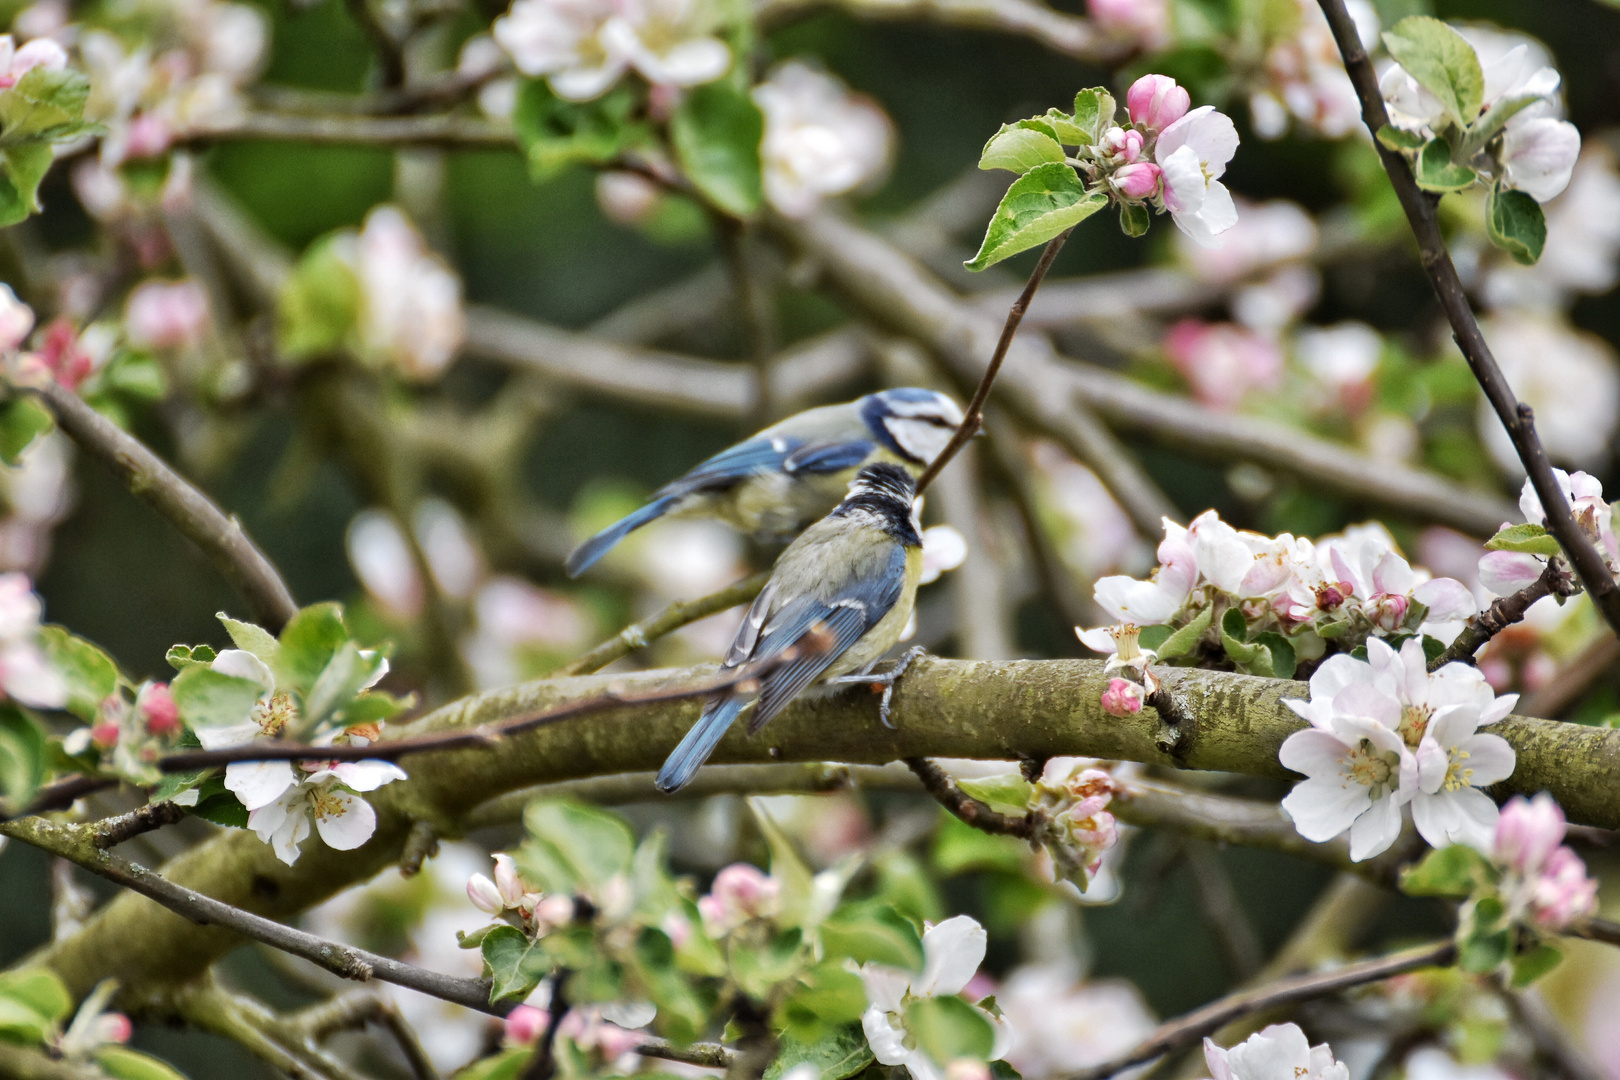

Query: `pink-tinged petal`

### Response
(1156, 106, 1239, 175)
(1204, 1042, 1234, 1080)
(1371, 550, 1414, 596)
(1478, 551, 1545, 597)
(1412, 578, 1477, 622)
(313, 790, 378, 851)
(1481, 692, 1519, 725)
(1281, 776, 1370, 842)
(1077, 626, 1120, 654)
(916, 915, 987, 996)
(1460, 733, 1516, 786)
(224, 760, 298, 811)
(1347, 793, 1401, 860)
(1279, 728, 1350, 776)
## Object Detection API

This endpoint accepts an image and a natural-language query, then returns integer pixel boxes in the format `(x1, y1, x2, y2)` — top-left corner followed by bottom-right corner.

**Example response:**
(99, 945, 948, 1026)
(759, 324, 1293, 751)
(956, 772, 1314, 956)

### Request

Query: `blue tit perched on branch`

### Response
(565, 388, 963, 578)
(656, 462, 927, 793)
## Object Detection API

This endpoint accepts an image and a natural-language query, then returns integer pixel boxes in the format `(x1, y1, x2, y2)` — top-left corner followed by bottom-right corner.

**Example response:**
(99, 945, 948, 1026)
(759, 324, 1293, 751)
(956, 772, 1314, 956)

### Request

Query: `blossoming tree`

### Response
(0, 0, 1617, 1079)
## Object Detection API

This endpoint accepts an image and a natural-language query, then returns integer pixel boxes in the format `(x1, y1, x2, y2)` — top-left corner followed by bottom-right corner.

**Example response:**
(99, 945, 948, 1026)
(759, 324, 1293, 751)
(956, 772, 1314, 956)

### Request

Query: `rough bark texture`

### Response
(18, 657, 1620, 1000)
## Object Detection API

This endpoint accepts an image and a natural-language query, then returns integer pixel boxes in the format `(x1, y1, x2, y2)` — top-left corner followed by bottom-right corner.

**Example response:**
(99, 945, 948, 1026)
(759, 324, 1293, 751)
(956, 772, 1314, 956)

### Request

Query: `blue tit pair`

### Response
(656, 462, 927, 793)
(565, 388, 963, 578)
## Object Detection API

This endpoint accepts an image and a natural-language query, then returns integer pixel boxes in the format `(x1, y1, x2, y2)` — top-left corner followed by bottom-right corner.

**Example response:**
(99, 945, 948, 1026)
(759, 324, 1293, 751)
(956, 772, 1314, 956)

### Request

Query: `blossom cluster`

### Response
(1491, 793, 1598, 931)
(1279, 637, 1516, 860)
(1478, 470, 1614, 598)
(492, 0, 729, 102)
(1103, 75, 1240, 247)
(1029, 758, 1120, 890)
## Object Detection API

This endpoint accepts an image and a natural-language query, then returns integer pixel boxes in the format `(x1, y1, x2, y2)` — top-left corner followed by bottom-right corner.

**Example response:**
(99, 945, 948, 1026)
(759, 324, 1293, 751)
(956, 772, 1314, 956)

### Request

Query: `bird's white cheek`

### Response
(885, 417, 951, 462)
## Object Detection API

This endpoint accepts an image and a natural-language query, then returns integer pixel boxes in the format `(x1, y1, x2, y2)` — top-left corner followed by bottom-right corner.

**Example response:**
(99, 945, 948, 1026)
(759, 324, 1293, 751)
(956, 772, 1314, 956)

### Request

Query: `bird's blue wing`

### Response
(783, 439, 875, 476)
(656, 435, 804, 497)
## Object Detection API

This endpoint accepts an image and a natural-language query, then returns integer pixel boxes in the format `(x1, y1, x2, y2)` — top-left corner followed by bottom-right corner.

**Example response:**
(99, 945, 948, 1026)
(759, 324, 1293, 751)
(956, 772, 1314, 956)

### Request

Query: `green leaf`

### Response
(101, 353, 167, 401)
(453, 1048, 533, 1080)
(0, 397, 53, 464)
(339, 690, 412, 727)
(764, 1024, 873, 1080)
(217, 614, 280, 669)
(1220, 608, 1273, 675)
(932, 812, 1025, 875)
(1251, 632, 1297, 680)
(956, 772, 1033, 814)
(512, 80, 648, 181)
(302, 641, 384, 728)
(39, 626, 120, 723)
(165, 644, 216, 673)
(979, 123, 1067, 175)
(906, 996, 995, 1064)
(1040, 109, 1087, 145)
(1376, 124, 1427, 151)
(0, 67, 90, 142)
(965, 164, 1107, 271)
(481, 925, 551, 1004)
(873, 850, 944, 926)
(1413, 138, 1477, 192)
(0, 139, 53, 226)
(671, 82, 764, 218)
(0, 968, 71, 1042)
(774, 966, 869, 1043)
(520, 799, 636, 894)
(275, 603, 349, 695)
(93, 1047, 189, 1080)
(192, 776, 249, 828)
(1509, 943, 1563, 987)
(1400, 843, 1495, 898)
(1486, 183, 1546, 266)
(1156, 606, 1213, 660)
(631, 928, 710, 1043)
(1070, 88, 1116, 146)
(276, 237, 361, 363)
(819, 902, 924, 970)
(1381, 16, 1484, 127)
(172, 666, 263, 732)
(1136, 625, 1172, 652)
(732, 926, 807, 999)
(1459, 928, 1512, 973)
(1485, 522, 1561, 556)
(1119, 201, 1151, 237)
(749, 798, 819, 928)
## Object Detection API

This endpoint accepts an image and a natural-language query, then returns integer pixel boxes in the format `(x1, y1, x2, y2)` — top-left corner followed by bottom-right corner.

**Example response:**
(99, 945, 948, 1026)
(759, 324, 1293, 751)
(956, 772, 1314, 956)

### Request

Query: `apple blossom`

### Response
(1501, 116, 1581, 203)
(1088, 0, 1169, 50)
(755, 62, 893, 219)
(0, 572, 66, 709)
(1249, 0, 1377, 140)
(920, 524, 968, 585)
(467, 872, 505, 915)
(1162, 320, 1283, 409)
(1481, 793, 1600, 931)
(247, 758, 408, 866)
(504, 1004, 547, 1046)
(1203, 1023, 1348, 1080)
(1111, 161, 1162, 200)
(556, 1004, 650, 1062)
(0, 34, 67, 88)
(136, 681, 179, 736)
(1279, 704, 1414, 861)
(0, 284, 34, 353)
(1126, 74, 1189, 132)
(858, 916, 1009, 1080)
(1100, 677, 1144, 717)
(697, 862, 780, 935)
(597, 0, 730, 90)
(1528, 845, 1598, 928)
(124, 278, 210, 351)
(1089, 520, 1197, 626)
(1479, 471, 1615, 597)
(998, 964, 1157, 1079)
(492, 0, 621, 101)
(1409, 701, 1517, 850)
(1295, 322, 1382, 414)
(1030, 759, 1120, 887)
(1155, 105, 1240, 247)
(1493, 792, 1565, 875)
(347, 206, 466, 380)
(347, 509, 425, 621)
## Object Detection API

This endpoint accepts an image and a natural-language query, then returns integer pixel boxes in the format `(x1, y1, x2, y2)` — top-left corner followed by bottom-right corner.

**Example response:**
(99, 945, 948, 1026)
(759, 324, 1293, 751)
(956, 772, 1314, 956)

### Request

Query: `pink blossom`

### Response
(1100, 677, 1144, 717)
(1126, 74, 1189, 131)
(1163, 320, 1283, 409)
(89, 719, 120, 749)
(505, 1004, 548, 1046)
(1112, 161, 1162, 200)
(137, 682, 179, 736)
(122, 113, 174, 160)
(1089, 0, 1169, 48)
(698, 862, 779, 934)
(1100, 126, 1144, 162)
(1529, 846, 1598, 929)
(1364, 591, 1408, 632)
(126, 279, 209, 351)
(493, 852, 527, 907)
(661, 911, 692, 948)
(34, 318, 93, 390)
(466, 873, 504, 914)
(1494, 793, 1566, 876)
(533, 894, 576, 929)
(92, 1013, 132, 1045)
(595, 1022, 645, 1060)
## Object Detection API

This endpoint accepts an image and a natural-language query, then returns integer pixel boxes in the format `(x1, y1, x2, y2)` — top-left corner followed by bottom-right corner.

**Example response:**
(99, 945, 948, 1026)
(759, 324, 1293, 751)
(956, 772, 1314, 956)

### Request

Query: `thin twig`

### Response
(4, 814, 510, 1015)
(1575, 916, 1620, 948)
(89, 800, 189, 849)
(904, 757, 1037, 838)
(1519, 634, 1620, 718)
(343, 0, 406, 87)
(22, 379, 298, 631)
(189, 111, 517, 148)
(1429, 558, 1576, 670)
(1316, 0, 1620, 638)
(1060, 940, 1457, 1080)
(915, 230, 1072, 494)
(8, 774, 118, 820)
(1183, 841, 1264, 980)
(157, 632, 825, 769)
(559, 571, 770, 676)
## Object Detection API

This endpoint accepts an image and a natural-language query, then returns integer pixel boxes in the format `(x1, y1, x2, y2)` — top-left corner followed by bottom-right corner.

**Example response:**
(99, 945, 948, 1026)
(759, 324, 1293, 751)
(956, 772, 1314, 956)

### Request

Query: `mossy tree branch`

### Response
(14, 657, 1620, 1002)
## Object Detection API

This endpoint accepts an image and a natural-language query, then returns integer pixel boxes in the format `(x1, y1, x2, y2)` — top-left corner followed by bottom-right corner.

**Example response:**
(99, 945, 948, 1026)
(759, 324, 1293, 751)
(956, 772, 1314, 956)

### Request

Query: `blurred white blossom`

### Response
(1475, 311, 1618, 474)
(1482, 142, 1620, 312)
(1162, 320, 1283, 409)
(1087, 0, 1168, 51)
(1249, 0, 1378, 140)
(1295, 321, 1382, 414)
(0, 432, 74, 575)
(1029, 442, 1146, 580)
(0, 572, 66, 708)
(338, 206, 465, 380)
(124, 278, 209, 351)
(1178, 199, 1317, 284)
(754, 62, 893, 219)
(493, 0, 728, 101)
(999, 964, 1156, 1079)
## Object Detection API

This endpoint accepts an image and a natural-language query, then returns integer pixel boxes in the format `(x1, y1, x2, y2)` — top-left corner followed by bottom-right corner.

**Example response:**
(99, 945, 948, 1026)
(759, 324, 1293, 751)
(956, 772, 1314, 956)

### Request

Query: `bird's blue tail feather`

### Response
(566, 496, 678, 578)
(657, 696, 745, 792)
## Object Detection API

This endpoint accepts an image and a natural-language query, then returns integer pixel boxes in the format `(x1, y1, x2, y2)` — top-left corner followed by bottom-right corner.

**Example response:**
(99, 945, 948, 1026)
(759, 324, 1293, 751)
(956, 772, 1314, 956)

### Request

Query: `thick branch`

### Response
(25, 659, 1620, 1000)
(1315, 0, 1620, 636)
(23, 380, 298, 631)
(1061, 940, 1456, 1080)
(89, 801, 189, 849)
(1430, 558, 1576, 670)
(559, 571, 770, 676)
(771, 210, 1516, 538)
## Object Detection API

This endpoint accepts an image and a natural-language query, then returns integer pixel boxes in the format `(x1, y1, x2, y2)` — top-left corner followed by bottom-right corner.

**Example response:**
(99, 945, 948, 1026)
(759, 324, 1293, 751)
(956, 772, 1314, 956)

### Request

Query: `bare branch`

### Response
(21, 380, 298, 632)
(1315, 0, 1620, 637)
(905, 756, 1037, 838)
(1430, 558, 1578, 670)
(1061, 940, 1456, 1080)
(754, 0, 1117, 63)
(1520, 634, 1620, 718)
(89, 801, 189, 849)
(560, 571, 771, 676)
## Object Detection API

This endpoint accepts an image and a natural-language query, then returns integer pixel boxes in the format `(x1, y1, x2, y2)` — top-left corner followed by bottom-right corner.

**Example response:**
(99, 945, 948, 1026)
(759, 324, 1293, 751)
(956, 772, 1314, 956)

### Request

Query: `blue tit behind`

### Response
(565, 388, 962, 578)
(656, 463, 925, 793)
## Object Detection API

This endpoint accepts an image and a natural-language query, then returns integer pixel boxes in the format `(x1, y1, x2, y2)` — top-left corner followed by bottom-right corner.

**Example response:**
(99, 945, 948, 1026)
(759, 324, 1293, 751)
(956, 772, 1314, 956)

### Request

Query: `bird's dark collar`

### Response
(835, 495, 922, 546)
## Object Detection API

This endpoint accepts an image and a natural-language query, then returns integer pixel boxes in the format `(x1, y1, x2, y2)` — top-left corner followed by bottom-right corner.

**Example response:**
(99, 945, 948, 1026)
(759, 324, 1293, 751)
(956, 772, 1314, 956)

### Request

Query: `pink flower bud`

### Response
(90, 720, 121, 749)
(596, 1023, 645, 1060)
(533, 894, 575, 929)
(713, 863, 779, 916)
(36, 317, 92, 390)
(1101, 677, 1144, 717)
(1530, 846, 1598, 930)
(505, 1004, 548, 1046)
(92, 1013, 132, 1045)
(493, 853, 526, 907)
(595, 171, 662, 227)
(1496, 794, 1567, 875)
(12, 38, 67, 77)
(1126, 74, 1189, 131)
(138, 682, 179, 736)
(1112, 161, 1162, 199)
(1365, 592, 1409, 632)
(1101, 126, 1144, 161)
(467, 873, 504, 915)
(125, 279, 208, 351)
(123, 113, 174, 160)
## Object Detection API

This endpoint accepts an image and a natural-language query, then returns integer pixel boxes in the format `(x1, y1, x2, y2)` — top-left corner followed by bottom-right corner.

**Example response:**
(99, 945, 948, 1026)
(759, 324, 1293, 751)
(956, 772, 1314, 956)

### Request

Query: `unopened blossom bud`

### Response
(1530, 846, 1598, 929)
(493, 853, 526, 907)
(596, 170, 663, 227)
(1364, 592, 1409, 632)
(534, 893, 576, 929)
(1101, 677, 1145, 717)
(125, 279, 208, 351)
(122, 113, 173, 160)
(704, 863, 780, 932)
(1126, 74, 1189, 131)
(505, 1004, 547, 1046)
(0, 284, 34, 353)
(92, 1013, 132, 1045)
(662, 911, 693, 948)
(137, 682, 179, 736)
(89, 719, 120, 749)
(945, 1060, 992, 1080)
(1101, 126, 1145, 161)
(1112, 161, 1162, 199)
(1495, 793, 1566, 875)
(467, 873, 504, 915)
